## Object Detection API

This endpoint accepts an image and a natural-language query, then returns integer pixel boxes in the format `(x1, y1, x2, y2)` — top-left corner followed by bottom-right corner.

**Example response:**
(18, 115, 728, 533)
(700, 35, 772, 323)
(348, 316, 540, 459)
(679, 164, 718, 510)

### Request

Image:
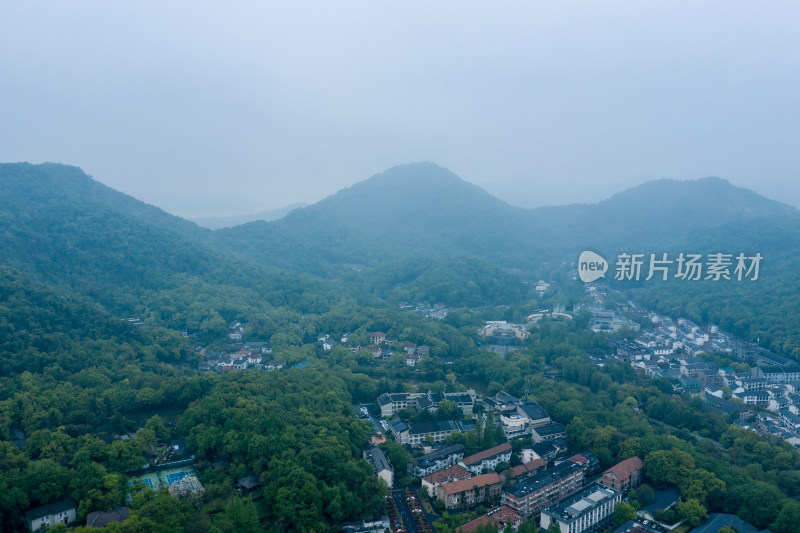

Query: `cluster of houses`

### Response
(197, 344, 286, 373)
(378, 390, 477, 419)
(398, 302, 451, 320)
(604, 310, 800, 452)
(22, 500, 132, 532)
(375, 436, 644, 533)
(364, 385, 650, 533)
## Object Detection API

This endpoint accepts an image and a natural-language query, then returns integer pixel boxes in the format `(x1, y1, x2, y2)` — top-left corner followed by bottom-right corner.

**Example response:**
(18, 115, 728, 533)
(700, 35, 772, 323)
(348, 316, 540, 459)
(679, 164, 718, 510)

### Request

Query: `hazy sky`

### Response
(2, 2, 799, 217)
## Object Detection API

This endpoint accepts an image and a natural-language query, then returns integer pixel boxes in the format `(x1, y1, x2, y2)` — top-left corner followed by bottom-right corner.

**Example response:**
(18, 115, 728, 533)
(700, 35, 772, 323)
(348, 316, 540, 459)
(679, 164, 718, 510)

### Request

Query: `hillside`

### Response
(0, 163, 349, 333)
(216, 162, 560, 275)
(218, 165, 800, 275)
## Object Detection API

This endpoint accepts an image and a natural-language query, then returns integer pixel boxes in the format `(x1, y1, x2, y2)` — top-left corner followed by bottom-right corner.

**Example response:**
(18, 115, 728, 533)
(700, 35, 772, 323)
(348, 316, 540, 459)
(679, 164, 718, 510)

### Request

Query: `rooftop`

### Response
(604, 456, 644, 482)
(411, 444, 465, 466)
(542, 484, 618, 523)
(504, 461, 584, 498)
(422, 464, 470, 484)
(25, 499, 76, 521)
(462, 443, 512, 466)
(441, 472, 502, 495)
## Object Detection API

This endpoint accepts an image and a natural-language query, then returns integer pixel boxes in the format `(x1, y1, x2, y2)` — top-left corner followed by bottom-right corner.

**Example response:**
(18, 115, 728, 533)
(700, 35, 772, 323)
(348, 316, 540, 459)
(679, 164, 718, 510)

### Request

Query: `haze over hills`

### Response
(3, 160, 799, 318)
(217, 162, 800, 276)
(189, 203, 308, 230)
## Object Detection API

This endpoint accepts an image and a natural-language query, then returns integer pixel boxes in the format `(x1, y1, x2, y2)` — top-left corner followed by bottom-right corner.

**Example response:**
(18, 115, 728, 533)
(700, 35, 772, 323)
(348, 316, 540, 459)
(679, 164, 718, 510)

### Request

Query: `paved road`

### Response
(392, 490, 419, 533)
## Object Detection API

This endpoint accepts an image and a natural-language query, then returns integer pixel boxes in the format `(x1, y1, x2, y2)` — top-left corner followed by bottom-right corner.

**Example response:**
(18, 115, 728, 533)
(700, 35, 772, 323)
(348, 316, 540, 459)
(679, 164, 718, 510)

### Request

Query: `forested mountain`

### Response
(0, 163, 350, 334)
(216, 163, 566, 276)
(218, 162, 799, 272)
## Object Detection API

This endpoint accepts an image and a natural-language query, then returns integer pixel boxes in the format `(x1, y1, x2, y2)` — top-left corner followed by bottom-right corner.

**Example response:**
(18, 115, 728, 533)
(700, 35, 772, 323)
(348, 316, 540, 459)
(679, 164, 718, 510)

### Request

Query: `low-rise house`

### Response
(436, 473, 503, 510)
(406, 353, 423, 367)
(458, 505, 522, 533)
(779, 408, 800, 431)
(540, 484, 621, 533)
(531, 422, 566, 443)
(86, 507, 130, 528)
(408, 444, 465, 478)
(407, 420, 465, 447)
(370, 332, 387, 345)
(600, 456, 644, 492)
(236, 475, 262, 495)
(461, 443, 513, 475)
(518, 399, 550, 428)
(500, 413, 530, 440)
(380, 390, 476, 418)
(421, 464, 470, 497)
(688, 513, 760, 533)
(389, 418, 410, 444)
(530, 437, 568, 461)
(482, 392, 521, 414)
(25, 499, 76, 532)
(379, 393, 413, 417)
(364, 445, 394, 488)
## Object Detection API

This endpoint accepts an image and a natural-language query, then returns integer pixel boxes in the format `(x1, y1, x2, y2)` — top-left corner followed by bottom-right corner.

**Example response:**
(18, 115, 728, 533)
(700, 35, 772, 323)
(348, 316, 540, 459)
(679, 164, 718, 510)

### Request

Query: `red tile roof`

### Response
(441, 473, 502, 496)
(508, 458, 547, 478)
(422, 464, 470, 485)
(458, 506, 521, 533)
(604, 456, 644, 481)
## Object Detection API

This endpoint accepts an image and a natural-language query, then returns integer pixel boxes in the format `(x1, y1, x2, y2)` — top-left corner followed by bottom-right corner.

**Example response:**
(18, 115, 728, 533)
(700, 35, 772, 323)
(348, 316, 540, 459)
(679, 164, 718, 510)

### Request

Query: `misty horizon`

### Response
(2, 2, 798, 219)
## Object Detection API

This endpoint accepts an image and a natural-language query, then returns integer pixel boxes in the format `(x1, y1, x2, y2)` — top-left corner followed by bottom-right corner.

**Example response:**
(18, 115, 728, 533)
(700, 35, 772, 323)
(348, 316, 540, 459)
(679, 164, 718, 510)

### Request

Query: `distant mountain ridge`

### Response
(216, 162, 799, 275)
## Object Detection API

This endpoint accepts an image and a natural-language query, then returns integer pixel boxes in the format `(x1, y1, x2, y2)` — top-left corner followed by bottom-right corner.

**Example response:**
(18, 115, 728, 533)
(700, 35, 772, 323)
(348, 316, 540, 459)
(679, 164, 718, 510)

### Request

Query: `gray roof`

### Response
(365, 445, 393, 473)
(390, 418, 409, 433)
(541, 483, 618, 524)
(535, 423, 566, 436)
(409, 420, 458, 435)
(86, 507, 130, 528)
(410, 444, 465, 466)
(519, 399, 548, 421)
(25, 499, 76, 521)
(504, 460, 583, 498)
(689, 513, 757, 533)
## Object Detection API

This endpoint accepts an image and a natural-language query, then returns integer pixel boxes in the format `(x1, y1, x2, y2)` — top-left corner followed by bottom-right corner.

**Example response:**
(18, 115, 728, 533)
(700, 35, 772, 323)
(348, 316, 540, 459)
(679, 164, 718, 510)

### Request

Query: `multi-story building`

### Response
(600, 456, 644, 492)
(461, 443, 513, 475)
(378, 391, 476, 418)
(363, 445, 394, 488)
(391, 419, 474, 447)
(421, 464, 471, 497)
(502, 460, 587, 519)
(436, 473, 503, 510)
(540, 484, 621, 533)
(408, 444, 465, 478)
(532, 422, 566, 443)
